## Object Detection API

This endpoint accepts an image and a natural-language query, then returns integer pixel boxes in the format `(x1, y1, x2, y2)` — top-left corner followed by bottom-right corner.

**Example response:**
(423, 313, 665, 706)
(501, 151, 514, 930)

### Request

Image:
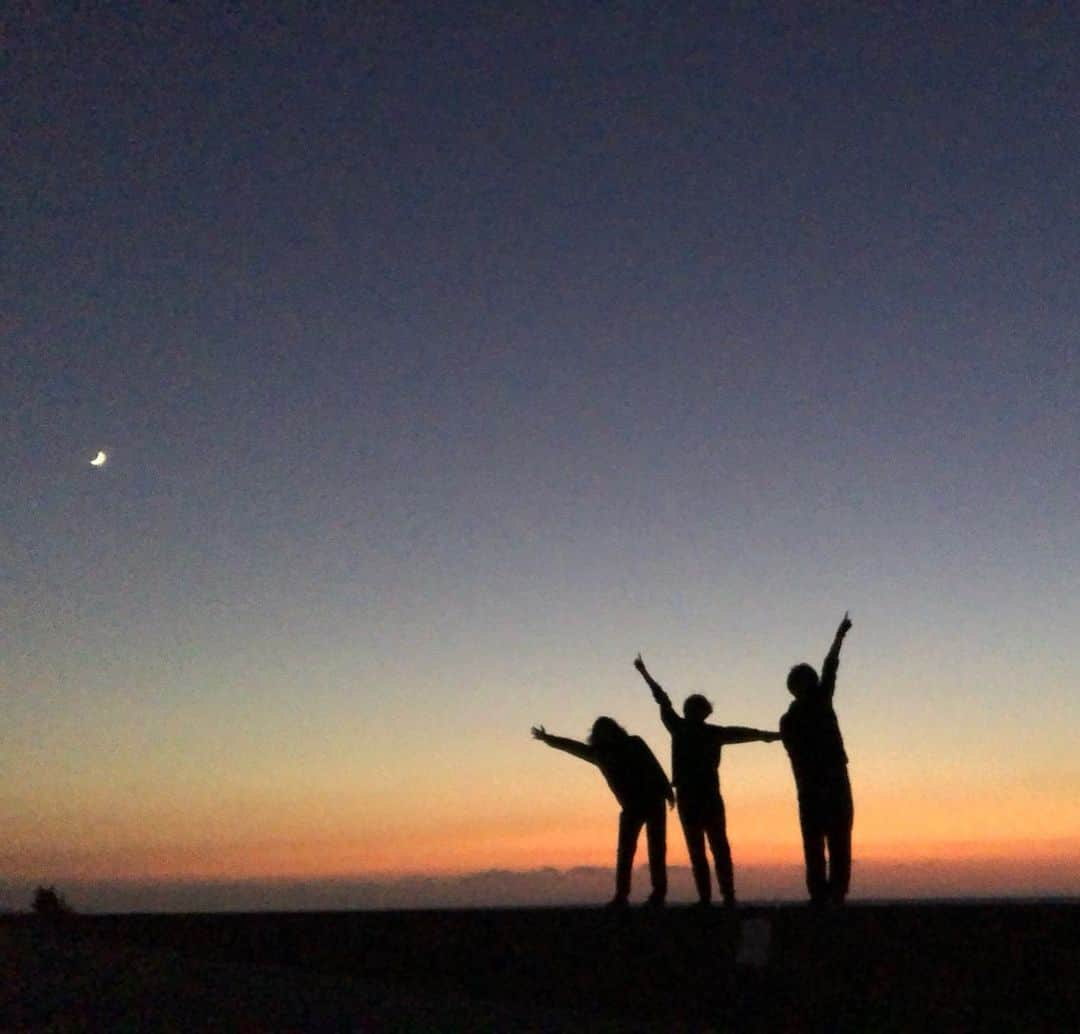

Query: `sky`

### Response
(3, 2, 1078, 910)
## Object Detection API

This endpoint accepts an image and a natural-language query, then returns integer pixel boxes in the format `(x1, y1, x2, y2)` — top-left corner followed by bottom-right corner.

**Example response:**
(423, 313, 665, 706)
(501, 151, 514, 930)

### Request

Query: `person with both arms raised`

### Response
(532, 716, 674, 908)
(634, 654, 780, 909)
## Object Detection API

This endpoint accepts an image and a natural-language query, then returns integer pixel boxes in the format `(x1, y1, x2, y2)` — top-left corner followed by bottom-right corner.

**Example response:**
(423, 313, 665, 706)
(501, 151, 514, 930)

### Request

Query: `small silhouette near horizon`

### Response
(32, 885, 73, 917)
(780, 612, 855, 907)
(532, 717, 674, 908)
(634, 654, 780, 908)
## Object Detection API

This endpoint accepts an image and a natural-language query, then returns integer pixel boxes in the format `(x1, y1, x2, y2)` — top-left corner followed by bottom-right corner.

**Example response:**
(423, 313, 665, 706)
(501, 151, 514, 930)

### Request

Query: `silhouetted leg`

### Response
(678, 797, 711, 903)
(704, 797, 735, 905)
(798, 796, 828, 904)
(826, 776, 854, 904)
(644, 801, 667, 901)
(615, 810, 644, 903)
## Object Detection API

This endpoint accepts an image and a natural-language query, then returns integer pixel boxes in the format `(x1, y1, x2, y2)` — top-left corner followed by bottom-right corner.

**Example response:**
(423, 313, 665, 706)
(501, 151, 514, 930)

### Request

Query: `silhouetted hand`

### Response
(634, 653, 647, 674)
(531, 725, 548, 742)
(838, 611, 853, 637)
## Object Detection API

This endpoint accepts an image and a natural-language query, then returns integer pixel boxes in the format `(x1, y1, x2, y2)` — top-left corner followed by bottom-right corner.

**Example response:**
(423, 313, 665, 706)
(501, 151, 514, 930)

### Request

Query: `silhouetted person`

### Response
(781, 612, 854, 906)
(31, 885, 72, 917)
(532, 717, 674, 907)
(634, 655, 780, 907)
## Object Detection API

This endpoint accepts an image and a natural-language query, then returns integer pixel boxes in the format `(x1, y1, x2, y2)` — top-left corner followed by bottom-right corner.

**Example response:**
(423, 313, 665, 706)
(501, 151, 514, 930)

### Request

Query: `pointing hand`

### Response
(838, 611, 853, 637)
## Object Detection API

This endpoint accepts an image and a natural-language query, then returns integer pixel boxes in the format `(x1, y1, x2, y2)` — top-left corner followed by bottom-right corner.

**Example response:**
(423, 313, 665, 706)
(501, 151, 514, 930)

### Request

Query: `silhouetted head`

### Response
(589, 716, 629, 750)
(682, 694, 713, 723)
(787, 663, 819, 699)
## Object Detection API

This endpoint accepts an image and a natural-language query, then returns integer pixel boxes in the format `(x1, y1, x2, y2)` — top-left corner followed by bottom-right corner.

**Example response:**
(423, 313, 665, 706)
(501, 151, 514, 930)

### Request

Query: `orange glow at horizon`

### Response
(7, 808, 1079, 885)
(7, 731, 1079, 889)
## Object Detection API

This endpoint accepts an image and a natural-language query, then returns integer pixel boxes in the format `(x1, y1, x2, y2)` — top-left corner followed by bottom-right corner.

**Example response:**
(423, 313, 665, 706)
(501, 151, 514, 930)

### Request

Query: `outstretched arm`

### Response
(717, 725, 781, 745)
(634, 654, 679, 732)
(820, 611, 853, 699)
(531, 725, 597, 765)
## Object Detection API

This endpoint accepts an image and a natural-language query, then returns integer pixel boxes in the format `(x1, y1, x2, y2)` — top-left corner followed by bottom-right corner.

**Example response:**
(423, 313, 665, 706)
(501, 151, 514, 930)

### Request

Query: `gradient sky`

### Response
(3, 3, 1078, 906)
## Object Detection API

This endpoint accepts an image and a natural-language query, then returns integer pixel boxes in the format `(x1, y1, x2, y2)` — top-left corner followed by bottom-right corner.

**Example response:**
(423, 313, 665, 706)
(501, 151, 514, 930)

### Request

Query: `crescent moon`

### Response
(90, 451, 107, 467)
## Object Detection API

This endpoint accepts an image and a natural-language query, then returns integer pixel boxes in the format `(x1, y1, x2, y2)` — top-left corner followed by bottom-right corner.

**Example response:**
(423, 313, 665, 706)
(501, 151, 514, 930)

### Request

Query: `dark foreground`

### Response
(3, 902, 1077, 1031)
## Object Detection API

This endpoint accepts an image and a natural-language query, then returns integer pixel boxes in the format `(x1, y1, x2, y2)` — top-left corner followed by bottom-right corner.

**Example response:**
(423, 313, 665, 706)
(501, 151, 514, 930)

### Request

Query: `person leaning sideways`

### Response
(781, 612, 855, 907)
(532, 717, 674, 908)
(634, 654, 780, 908)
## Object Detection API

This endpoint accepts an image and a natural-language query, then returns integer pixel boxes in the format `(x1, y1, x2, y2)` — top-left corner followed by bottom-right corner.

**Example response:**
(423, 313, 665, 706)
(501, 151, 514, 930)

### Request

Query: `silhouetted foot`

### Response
(693, 899, 712, 910)
(605, 896, 630, 910)
(722, 896, 737, 910)
(643, 892, 666, 909)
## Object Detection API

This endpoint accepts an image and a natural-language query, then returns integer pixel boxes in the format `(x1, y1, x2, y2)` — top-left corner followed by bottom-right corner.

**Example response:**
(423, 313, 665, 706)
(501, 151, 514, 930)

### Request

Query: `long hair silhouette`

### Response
(588, 716, 629, 749)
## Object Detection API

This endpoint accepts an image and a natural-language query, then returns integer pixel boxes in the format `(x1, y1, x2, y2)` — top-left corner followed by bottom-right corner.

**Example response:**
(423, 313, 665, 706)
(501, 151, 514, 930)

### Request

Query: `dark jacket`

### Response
(780, 647, 849, 789)
(652, 689, 769, 799)
(542, 733, 673, 813)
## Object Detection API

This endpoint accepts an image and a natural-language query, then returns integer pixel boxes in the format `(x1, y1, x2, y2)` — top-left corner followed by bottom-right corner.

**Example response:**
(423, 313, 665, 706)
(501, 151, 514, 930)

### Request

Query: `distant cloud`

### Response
(3, 856, 1078, 913)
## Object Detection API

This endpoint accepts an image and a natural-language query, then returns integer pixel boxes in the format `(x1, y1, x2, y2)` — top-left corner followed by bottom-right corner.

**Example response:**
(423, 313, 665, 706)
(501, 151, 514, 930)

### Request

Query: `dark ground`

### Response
(3, 902, 1077, 1031)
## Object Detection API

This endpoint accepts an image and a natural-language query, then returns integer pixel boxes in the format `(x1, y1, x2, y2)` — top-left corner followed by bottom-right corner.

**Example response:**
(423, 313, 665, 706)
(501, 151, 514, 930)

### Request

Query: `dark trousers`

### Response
(797, 769, 854, 904)
(677, 791, 735, 904)
(615, 800, 667, 901)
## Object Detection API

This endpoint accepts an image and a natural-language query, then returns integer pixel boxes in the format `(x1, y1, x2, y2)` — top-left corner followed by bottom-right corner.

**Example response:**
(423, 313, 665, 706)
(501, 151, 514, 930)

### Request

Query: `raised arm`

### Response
(634, 654, 679, 733)
(820, 611, 853, 699)
(716, 725, 782, 745)
(531, 725, 597, 765)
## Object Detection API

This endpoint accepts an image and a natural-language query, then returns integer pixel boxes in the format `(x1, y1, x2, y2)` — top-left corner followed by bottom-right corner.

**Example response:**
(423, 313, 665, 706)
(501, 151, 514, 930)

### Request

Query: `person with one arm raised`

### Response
(532, 717, 674, 908)
(780, 612, 855, 907)
(634, 654, 780, 908)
